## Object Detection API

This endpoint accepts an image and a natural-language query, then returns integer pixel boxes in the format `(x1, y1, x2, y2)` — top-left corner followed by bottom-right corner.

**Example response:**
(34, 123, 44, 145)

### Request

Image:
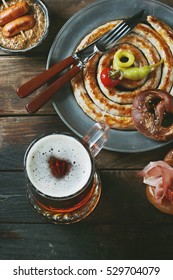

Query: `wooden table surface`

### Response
(1, 0, 173, 260)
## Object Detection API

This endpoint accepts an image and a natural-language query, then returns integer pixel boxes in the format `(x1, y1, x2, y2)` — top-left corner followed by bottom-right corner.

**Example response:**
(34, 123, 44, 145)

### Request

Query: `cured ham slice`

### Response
(140, 160, 173, 214)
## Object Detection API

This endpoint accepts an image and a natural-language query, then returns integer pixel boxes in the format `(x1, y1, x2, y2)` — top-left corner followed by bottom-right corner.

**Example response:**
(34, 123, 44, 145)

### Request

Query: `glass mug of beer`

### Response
(24, 122, 109, 224)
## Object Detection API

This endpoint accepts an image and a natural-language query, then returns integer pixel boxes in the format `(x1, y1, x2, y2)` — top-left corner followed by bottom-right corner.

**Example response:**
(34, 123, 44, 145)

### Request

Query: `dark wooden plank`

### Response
(0, 56, 54, 115)
(1, 222, 173, 260)
(0, 116, 68, 170)
(0, 116, 173, 170)
(1, 170, 173, 224)
(97, 143, 173, 169)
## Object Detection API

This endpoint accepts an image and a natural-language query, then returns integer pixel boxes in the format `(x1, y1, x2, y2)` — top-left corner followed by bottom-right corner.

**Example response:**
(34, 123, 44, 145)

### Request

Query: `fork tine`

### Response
(102, 23, 129, 46)
(96, 10, 144, 53)
(98, 20, 126, 44)
(96, 23, 130, 52)
(105, 25, 131, 50)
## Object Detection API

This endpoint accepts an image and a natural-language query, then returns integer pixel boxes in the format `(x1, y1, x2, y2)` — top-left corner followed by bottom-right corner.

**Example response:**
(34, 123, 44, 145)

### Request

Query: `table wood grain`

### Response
(0, 0, 173, 260)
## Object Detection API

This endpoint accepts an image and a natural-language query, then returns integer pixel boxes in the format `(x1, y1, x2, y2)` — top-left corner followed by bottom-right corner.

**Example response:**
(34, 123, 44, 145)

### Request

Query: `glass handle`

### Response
(82, 122, 110, 157)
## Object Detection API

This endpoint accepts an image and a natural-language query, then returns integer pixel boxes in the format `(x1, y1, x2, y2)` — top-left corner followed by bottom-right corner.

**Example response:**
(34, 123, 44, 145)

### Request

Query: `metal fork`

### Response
(17, 10, 144, 113)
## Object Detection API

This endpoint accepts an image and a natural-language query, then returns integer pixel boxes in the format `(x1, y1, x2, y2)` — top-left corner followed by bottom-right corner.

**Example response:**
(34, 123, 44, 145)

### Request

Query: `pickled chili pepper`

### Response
(100, 68, 124, 88)
(118, 59, 164, 81)
(113, 50, 135, 68)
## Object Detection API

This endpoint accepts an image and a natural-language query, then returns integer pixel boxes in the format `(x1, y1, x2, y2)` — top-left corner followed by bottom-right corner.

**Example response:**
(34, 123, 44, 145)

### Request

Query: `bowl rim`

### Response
(0, 0, 50, 53)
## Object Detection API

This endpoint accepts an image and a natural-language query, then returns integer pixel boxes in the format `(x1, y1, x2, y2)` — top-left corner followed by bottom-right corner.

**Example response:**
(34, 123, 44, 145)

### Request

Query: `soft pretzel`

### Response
(132, 89, 173, 141)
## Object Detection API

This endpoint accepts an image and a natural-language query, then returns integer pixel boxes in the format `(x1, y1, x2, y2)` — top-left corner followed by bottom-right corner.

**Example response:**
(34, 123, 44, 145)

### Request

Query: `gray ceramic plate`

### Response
(47, 0, 173, 153)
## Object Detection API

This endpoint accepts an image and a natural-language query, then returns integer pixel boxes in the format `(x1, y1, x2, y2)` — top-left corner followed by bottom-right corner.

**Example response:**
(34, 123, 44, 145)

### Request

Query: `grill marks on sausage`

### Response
(0, 2, 30, 26)
(71, 17, 173, 130)
(2, 14, 35, 37)
(147, 16, 173, 95)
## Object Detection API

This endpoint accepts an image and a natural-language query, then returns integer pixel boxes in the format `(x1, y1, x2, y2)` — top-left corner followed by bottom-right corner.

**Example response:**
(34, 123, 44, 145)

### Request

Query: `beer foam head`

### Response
(25, 134, 92, 197)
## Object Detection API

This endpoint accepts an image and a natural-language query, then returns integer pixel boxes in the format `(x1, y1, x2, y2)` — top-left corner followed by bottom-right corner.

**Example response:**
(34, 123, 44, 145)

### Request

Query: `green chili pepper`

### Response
(121, 59, 164, 81)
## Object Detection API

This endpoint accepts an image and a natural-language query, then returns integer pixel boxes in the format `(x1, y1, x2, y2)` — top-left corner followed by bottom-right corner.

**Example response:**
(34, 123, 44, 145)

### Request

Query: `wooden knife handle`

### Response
(16, 56, 76, 98)
(25, 64, 81, 114)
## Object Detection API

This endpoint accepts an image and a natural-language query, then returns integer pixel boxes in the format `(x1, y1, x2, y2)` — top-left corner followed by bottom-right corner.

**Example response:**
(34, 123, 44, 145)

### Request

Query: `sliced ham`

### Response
(140, 161, 173, 203)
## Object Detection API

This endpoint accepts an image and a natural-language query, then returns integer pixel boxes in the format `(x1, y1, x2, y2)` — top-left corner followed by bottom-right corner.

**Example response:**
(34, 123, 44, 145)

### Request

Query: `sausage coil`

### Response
(71, 16, 173, 130)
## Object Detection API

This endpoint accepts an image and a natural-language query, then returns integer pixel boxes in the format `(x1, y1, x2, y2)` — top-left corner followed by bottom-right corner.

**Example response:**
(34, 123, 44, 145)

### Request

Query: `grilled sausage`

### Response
(147, 15, 173, 95)
(2, 14, 36, 38)
(71, 17, 173, 130)
(0, 2, 30, 27)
